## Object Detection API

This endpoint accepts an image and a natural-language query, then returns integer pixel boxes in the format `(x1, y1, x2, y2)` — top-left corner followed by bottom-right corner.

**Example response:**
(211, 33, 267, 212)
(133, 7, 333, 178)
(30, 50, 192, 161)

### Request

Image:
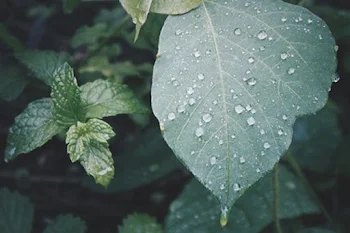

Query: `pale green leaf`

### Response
(83, 128, 182, 193)
(79, 140, 114, 187)
(165, 166, 320, 233)
(0, 188, 34, 233)
(290, 102, 341, 173)
(15, 50, 68, 86)
(66, 118, 115, 162)
(51, 63, 86, 126)
(5, 98, 63, 160)
(152, 0, 337, 211)
(119, 213, 163, 233)
(0, 63, 28, 101)
(119, 0, 202, 40)
(43, 214, 87, 233)
(80, 79, 148, 119)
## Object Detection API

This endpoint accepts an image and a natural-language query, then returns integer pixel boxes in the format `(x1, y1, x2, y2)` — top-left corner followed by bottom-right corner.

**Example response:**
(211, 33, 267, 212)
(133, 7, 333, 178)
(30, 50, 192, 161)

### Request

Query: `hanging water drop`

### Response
(233, 183, 241, 192)
(263, 142, 271, 149)
(287, 68, 295, 75)
(278, 129, 284, 136)
(282, 114, 288, 120)
(210, 156, 217, 165)
(332, 73, 340, 83)
(246, 77, 257, 86)
(220, 206, 229, 227)
(220, 184, 225, 190)
(280, 52, 288, 60)
(239, 156, 245, 164)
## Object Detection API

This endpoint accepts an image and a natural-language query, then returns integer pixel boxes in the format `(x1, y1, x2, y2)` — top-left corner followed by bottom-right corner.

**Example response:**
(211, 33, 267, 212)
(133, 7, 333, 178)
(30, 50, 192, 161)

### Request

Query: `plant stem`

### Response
(273, 163, 283, 233)
(298, 0, 308, 6)
(285, 153, 332, 222)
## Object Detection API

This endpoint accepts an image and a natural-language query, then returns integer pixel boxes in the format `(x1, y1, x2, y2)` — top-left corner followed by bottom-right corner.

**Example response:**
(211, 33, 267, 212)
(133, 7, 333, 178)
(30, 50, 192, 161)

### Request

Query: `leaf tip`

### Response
(220, 205, 229, 228)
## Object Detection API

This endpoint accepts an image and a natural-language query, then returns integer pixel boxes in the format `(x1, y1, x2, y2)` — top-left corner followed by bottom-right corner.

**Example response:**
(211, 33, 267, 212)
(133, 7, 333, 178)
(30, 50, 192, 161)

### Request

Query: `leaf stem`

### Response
(298, 0, 309, 6)
(273, 163, 284, 233)
(285, 153, 332, 223)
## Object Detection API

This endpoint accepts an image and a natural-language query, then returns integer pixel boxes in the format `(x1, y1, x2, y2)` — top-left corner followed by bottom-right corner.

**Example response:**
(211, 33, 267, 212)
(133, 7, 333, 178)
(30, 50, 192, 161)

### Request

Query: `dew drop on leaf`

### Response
(257, 30, 267, 40)
(168, 112, 176, 121)
(247, 116, 256, 126)
(234, 104, 244, 114)
(234, 28, 241, 35)
(202, 113, 212, 123)
(195, 127, 204, 137)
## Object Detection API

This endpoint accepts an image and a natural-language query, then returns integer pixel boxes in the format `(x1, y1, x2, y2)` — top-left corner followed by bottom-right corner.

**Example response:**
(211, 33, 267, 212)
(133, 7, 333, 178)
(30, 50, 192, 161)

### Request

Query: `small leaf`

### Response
(83, 128, 182, 193)
(79, 140, 115, 187)
(66, 118, 115, 162)
(0, 63, 28, 101)
(0, 188, 34, 233)
(51, 63, 86, 126)
(63, 0, 80, 14)
(5, 98, 63, 160)
(119, 0, 201, 41)
(290, 102, 341, 173)
(152, 0, 337, 212)
(165, 166, 320, 233)
(15, 50, 68, 86)
(80, 79, 148, 119)
(43, 214, 87, 233)
(119, 213, 163, 233)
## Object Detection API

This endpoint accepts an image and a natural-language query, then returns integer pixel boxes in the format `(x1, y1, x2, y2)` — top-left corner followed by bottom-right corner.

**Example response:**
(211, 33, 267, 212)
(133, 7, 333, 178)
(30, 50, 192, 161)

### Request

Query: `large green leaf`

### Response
(80, 79, 148, 119)
(0, 188, 34, 233)
(119, 0, 202, 40)
(289, 102, 341, 173)
(152, 0, 337, 212)
(43, 215, 87, 233)
(66, 118, 115, 162)
(15, 50, 68, 86)
(5, 98, 62, 160)
(83, 128, 182, 193)
(51, 63, 86, 126)
(119, 213, 163, 233)
(165, 165, 320, 233)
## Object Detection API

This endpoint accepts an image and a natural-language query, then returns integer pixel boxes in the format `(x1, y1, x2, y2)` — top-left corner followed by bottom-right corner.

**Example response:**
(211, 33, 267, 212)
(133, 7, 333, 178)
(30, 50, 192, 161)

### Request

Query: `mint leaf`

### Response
(0, 188, 34, 233)
(15, 50, 68, 86)
(119, 213, 163, 233)
(43, 214, 87, 233)
(79, 140, 114, 187)
(5, 98, 62, 160)
(80, 79, 148, 119)
(51, 63, 86, 126)
(66, 118, 115, 162)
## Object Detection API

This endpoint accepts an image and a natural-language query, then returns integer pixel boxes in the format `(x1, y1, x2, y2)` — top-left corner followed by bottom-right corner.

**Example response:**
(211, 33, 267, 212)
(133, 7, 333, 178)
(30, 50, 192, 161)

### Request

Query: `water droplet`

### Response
(202, 113, 212, 123)
(281, 17, 287, 22)
(259, 46, 266, 51)
(189, 98, 196, 105)
(263, 142, 271, 149)
(175, 45, 181, 50)
(246, 105, 252, 111)
(177, 105, 185, 113)
(233, 183, 241, 192)
(187, 87, 194, 95)
(280, 52, 288, 60)
(175, 29, 183, 36)
(287, 68, 295, 75)
(332, 73, 340, 83)
(220, 184, 225, 190)
(198, 73, 205, 80)
(285, 181, 296, 190)
(260, 129, 265, 135)
(248, 57, 255, 63)
(256, 168, 261, 173)
(220, 206, 229, 227)
(234, 28, 242, 36)
(234, 104, 244, 114)
(307, 19, 313, 24)
(247, 117, 256, 126)
(193, 51, 201, 58)
(195, 127, 204, 137)
(213, 100, 218, 105)
(257, 30, 267, 40)
(239, 156, 245, 164)
(168, 113, 176, 121)
(246, 77, 257, 86)
(219, 140, 223, 145)
(278, 129, 284, 136)
(172, 80, 179, 86)
(282, 115, 288, 120)
(334, 45, 339, 52)
(210, 156, 217, 165)
(7, 147, 16, 157)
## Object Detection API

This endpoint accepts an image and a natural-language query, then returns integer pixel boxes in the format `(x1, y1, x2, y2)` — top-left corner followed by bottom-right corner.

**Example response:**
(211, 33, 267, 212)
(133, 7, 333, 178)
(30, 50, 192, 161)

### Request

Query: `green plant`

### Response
(1, 0, 348, 233)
